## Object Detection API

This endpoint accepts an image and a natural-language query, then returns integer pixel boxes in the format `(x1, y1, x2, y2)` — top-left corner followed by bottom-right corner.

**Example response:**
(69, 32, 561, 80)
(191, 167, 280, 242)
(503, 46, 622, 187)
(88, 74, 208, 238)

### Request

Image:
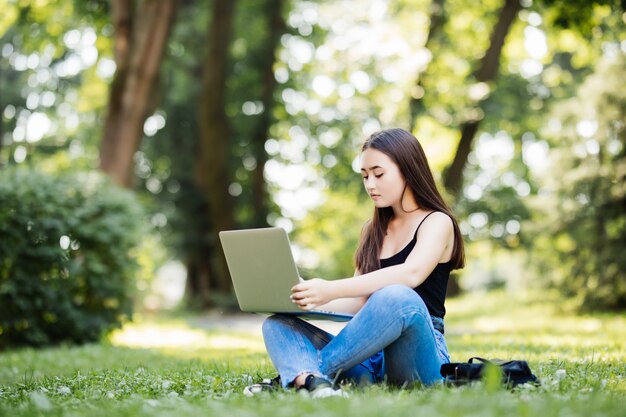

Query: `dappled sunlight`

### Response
(445, 291, 626, 365)
(465, 315, 607, 336)
(449, 332, 623, 357)
(109, 320, 266, 360)
(110, 325, 208, 349)
(447, 291, 626, 332)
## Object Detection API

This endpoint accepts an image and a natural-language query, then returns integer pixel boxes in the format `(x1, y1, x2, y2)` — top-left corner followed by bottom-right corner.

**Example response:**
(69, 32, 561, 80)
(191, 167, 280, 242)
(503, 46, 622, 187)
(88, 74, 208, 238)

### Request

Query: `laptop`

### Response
(219, 227, 353, 322)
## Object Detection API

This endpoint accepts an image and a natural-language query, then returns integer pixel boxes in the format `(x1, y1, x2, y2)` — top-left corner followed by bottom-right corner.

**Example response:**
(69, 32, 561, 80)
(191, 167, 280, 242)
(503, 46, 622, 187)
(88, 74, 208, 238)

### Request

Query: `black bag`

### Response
(440, 357, 540, 388)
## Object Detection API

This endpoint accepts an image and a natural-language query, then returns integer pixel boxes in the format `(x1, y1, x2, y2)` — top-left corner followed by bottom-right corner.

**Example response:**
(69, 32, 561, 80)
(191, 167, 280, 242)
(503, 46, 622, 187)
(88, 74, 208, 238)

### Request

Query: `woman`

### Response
(257, 128, 464, 397)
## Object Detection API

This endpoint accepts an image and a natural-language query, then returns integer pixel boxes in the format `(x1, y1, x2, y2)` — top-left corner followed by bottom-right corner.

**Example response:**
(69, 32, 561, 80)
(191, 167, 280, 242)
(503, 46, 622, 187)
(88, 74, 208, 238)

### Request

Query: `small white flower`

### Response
(162, 380, 173, 390)
(57, 386, 71, 396)
(29, 392, 52, 411)
(555, 369, 567, 380)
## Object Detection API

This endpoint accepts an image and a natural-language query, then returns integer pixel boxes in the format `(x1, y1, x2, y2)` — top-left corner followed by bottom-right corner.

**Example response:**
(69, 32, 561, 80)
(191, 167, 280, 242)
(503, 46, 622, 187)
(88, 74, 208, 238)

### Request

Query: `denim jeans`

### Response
(262, 284, 450, 388)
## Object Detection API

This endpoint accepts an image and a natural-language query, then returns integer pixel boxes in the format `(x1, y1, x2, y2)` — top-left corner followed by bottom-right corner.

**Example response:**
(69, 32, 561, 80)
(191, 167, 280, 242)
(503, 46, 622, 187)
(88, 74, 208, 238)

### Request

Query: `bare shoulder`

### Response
(412, 211, 456, 263)
(422, 211, 454, 234)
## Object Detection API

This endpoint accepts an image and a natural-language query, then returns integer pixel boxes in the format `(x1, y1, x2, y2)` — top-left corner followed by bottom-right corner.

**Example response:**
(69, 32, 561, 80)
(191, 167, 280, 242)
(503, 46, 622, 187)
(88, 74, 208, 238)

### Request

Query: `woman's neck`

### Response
(391, 196, 424, 220)
(391, 187, 420, 219)
(390, 207, 429, 225)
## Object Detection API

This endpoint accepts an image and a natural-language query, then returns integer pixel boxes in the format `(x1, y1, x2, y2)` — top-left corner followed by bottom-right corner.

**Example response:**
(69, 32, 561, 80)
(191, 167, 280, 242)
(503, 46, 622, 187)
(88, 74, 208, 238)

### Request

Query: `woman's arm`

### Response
(291, 212, 453, 310)
(293, 270, 368, 314)
(313, 296, 368, 315)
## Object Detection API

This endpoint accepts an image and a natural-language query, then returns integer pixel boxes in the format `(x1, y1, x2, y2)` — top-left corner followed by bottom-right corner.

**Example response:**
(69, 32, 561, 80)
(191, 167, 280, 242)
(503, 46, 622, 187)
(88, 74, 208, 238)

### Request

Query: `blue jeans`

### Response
(262, 284, 450, 388)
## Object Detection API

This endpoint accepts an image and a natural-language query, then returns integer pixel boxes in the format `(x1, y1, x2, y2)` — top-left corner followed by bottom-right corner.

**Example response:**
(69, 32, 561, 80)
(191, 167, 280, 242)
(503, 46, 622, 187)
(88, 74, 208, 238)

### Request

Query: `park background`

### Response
(0, 0, 625, 416)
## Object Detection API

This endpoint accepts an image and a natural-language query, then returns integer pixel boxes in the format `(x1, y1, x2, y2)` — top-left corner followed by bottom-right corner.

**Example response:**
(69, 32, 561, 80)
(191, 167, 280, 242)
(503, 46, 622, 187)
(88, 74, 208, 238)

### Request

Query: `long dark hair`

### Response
(354, 128, 465, 273)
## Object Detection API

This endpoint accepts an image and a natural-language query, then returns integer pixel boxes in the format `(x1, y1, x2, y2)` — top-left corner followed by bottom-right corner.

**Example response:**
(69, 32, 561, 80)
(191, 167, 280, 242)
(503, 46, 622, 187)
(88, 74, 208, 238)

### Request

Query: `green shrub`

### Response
(0, 168, 145, 348)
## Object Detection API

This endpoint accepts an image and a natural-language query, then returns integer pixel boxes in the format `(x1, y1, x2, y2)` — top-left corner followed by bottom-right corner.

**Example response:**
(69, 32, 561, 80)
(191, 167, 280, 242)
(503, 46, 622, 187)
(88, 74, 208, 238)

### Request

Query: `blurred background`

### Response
(0, 0, 625, 348)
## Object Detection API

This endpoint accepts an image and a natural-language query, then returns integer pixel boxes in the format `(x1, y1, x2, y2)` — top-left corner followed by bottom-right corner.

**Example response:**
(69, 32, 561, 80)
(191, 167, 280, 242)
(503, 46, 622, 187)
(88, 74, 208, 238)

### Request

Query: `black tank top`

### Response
(379, 212, 451, 318)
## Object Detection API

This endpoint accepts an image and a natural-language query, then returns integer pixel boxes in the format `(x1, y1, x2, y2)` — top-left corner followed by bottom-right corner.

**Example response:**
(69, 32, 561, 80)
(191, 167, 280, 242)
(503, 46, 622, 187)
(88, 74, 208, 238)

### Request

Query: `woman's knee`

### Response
(370, 284, 420, 305)
(262, 314, 293, 336)
(366, 285, 429, 318)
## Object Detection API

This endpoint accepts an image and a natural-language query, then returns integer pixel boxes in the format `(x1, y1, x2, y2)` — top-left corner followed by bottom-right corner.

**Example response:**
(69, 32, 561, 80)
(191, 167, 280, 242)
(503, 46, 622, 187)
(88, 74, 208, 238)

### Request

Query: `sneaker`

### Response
(243, 375, 281, 396)
(297, 374, 348, 398)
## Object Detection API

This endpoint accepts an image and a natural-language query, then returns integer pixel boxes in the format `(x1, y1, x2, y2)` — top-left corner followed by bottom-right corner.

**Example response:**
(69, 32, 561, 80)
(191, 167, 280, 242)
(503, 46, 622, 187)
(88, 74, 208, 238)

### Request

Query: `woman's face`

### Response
(360, 148, 407, 209)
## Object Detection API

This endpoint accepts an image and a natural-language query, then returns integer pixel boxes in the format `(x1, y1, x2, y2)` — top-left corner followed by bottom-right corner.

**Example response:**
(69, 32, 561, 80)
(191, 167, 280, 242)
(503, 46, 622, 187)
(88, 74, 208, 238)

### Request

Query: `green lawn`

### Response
(1, 291, 624, 417)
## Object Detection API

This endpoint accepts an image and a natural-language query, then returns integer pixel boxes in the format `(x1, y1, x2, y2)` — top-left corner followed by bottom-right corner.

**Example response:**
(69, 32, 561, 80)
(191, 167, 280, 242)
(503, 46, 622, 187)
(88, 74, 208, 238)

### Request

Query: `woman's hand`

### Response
(290, 278, 335, 310)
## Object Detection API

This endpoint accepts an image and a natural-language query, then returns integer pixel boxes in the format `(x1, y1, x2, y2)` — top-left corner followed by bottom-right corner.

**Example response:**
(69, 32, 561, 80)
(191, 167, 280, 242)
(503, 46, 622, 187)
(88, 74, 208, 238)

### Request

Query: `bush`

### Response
(0, 168, 146, 348)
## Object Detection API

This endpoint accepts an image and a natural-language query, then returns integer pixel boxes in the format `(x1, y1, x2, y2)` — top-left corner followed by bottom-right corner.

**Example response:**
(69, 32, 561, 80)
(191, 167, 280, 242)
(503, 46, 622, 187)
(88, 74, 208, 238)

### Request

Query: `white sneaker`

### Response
(297, 375, 349, 398)
(243, 376, 281, 396)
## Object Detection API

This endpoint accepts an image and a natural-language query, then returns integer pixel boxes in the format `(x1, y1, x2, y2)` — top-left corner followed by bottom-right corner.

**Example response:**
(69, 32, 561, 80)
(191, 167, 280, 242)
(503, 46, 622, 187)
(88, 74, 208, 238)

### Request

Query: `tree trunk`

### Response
(181, 188, 217, 309)
(99, 0, 178, 187)
(443, 0, 522, 197)
(193, 0, 238, 304)
(443, 121, 479, 196)
(251, 0, 285, 227)
(409, 0, 446, 132)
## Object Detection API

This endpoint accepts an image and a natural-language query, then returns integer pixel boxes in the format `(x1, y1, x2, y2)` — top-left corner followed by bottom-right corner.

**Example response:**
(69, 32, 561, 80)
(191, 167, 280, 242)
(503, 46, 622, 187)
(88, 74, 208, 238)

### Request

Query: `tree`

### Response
(409, 0, 447, 132)
(186, 0, 238, 306)
(249, 0, 286, 227)
(181, 0, 289, 307)
(99, 0, 179, 187)
(443, 0, 522, 197)
(532, 53, 626, 310)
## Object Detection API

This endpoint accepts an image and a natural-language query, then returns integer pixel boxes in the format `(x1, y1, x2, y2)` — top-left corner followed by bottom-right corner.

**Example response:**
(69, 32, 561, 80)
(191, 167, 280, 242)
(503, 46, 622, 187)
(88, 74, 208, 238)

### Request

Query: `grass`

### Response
(0, 290, 624, 417)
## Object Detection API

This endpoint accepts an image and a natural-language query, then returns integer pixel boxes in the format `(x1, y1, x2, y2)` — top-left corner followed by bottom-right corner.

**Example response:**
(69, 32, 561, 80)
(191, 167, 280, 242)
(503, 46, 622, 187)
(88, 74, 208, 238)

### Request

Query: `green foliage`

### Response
(0, 0, 111, 170)
(539, 0, 623, 31)
(0, 168, 145, 348)
(2, 0, 625, 311)
(135, 0, 289, 264)
(530, 53, 626, 310)
(294, 190, 370, 279)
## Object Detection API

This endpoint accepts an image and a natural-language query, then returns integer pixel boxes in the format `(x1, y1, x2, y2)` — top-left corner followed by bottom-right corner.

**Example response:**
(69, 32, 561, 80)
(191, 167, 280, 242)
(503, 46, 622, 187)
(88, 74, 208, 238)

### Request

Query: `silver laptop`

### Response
(219, 227, 353, 321)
